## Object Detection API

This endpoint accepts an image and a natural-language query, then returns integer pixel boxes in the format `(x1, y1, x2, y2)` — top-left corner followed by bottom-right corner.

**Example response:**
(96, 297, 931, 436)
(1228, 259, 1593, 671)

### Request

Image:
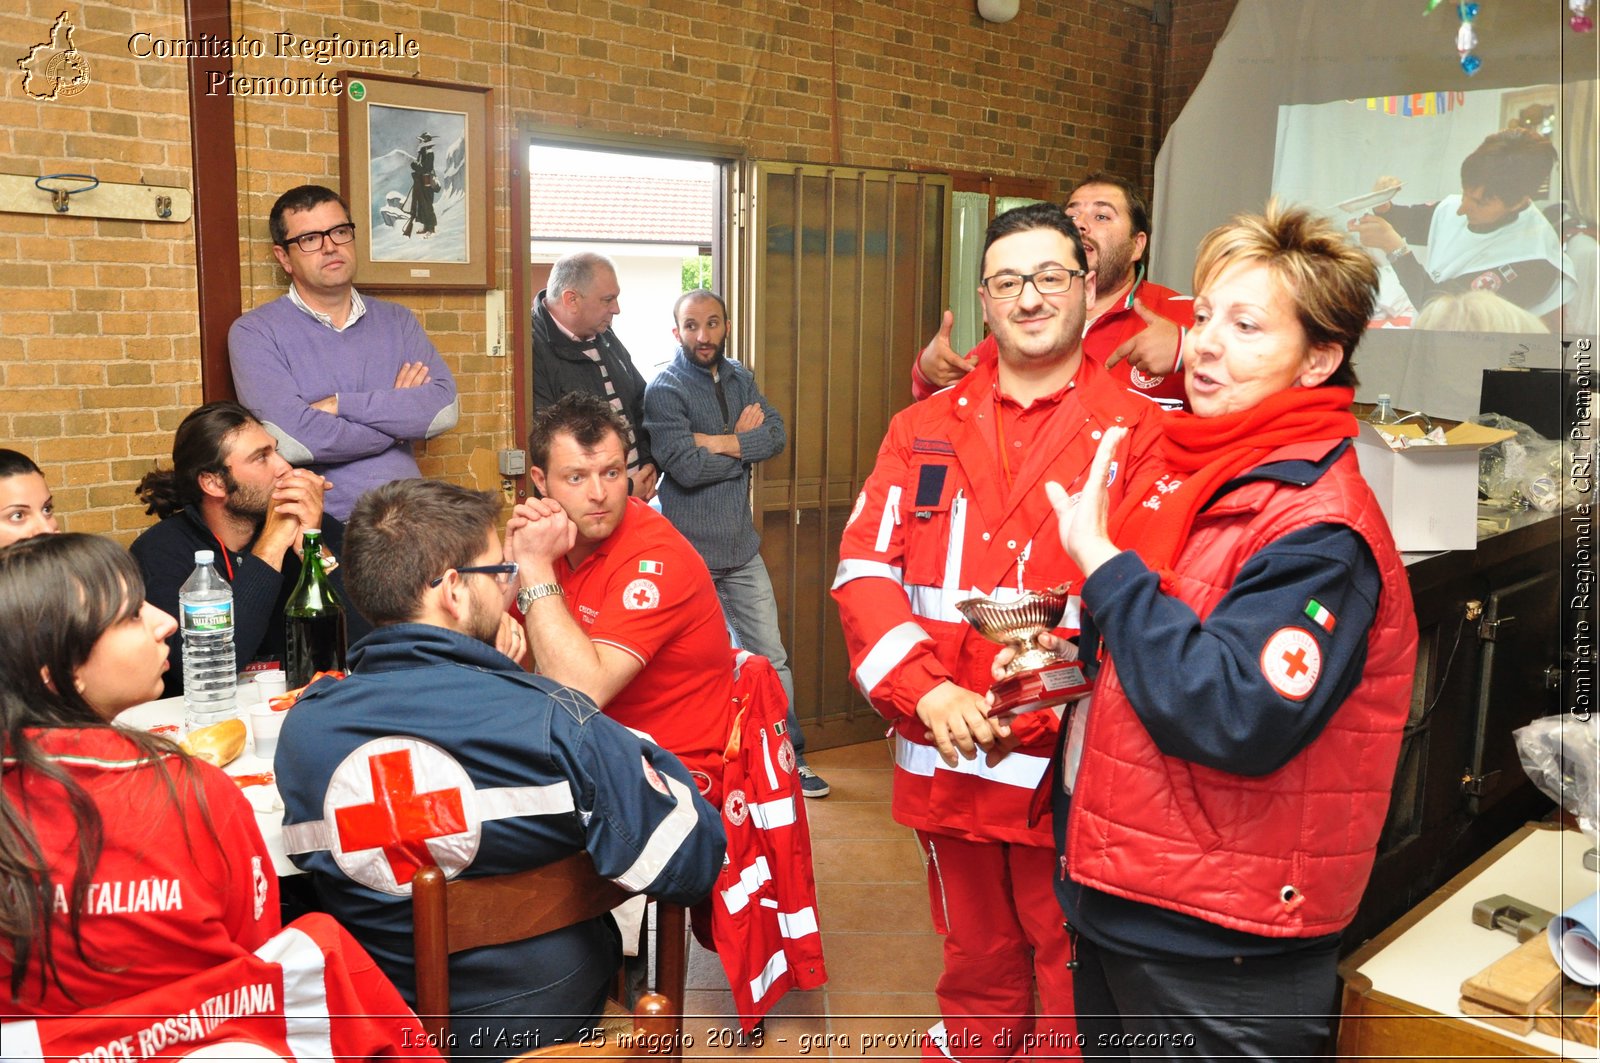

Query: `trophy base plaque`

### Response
(988, 660, 1091, 717)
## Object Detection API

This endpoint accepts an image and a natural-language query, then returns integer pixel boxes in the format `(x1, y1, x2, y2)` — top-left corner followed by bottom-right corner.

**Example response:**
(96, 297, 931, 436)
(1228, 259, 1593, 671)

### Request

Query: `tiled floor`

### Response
(682, 740, 945, 1061)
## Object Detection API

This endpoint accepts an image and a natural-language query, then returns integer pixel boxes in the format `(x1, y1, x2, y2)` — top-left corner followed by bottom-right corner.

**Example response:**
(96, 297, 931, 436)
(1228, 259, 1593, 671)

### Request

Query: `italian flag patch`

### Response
(638, 560, 664, 574)
(1304, 599, 1336, 632)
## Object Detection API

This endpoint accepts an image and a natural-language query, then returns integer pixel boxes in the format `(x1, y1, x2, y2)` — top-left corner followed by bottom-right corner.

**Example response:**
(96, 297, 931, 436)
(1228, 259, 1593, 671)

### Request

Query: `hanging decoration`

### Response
(1573, 0, 1594, 33)
(1456, 2, 1481, 75)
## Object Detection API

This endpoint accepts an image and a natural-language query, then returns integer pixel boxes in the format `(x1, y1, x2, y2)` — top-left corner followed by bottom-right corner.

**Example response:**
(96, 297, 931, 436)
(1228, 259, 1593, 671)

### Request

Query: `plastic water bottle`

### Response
(180, 549, 238, 731)
(1367, 393, 1401, 426)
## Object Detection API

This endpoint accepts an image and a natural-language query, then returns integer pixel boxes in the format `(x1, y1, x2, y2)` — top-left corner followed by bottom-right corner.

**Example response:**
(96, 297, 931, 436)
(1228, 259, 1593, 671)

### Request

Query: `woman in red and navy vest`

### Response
(1036, 203, 1417, 1060)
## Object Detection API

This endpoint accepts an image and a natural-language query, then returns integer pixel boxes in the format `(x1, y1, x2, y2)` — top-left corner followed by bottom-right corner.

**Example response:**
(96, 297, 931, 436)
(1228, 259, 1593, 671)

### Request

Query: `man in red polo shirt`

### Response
(507, 392, 732, 795)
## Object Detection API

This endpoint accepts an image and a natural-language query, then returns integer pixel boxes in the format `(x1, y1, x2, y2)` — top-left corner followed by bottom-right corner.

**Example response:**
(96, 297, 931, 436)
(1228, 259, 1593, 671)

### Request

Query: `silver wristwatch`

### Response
(516, 582, 564, 612)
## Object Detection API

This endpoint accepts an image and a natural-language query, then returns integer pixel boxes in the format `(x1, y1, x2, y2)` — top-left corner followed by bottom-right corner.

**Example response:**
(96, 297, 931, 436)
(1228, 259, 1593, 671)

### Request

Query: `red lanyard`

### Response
(210, 530, 235, 580)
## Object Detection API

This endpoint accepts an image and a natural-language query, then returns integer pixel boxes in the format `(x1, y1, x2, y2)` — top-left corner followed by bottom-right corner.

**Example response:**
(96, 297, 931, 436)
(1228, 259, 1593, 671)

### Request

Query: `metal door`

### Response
(737, 163, 951, 748)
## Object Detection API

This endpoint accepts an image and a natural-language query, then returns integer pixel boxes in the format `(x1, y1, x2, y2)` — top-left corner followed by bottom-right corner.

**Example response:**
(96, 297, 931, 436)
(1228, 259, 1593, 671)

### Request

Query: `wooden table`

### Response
(115, 694, 299, 877)
(1339, 822, 1599, 1061)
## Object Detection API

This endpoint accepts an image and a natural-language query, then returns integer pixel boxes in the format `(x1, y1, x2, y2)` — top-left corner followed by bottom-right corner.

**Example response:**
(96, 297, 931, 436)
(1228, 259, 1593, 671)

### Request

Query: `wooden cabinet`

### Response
(1346, 510, 1569, 951)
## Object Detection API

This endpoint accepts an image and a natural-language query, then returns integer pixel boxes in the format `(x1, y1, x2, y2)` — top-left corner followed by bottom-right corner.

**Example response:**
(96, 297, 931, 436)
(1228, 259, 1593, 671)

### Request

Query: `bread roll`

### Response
(180, 718, 246, 767)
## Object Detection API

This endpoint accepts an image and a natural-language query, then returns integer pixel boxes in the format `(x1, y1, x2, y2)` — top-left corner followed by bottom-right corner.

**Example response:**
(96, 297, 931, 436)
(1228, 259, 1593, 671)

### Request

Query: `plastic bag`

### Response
(1473, 412, 1565, 511)
(1513, 713, 1600, 841)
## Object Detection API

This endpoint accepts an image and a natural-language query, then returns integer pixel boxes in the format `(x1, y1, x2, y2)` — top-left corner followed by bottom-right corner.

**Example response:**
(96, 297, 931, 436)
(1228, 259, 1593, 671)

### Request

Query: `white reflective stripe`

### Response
(894, 732, 1050, 790)
(476, 782, 575, 821)
(777, 906, 819, 939)
(283, 819, 331, 856)
(282, 783, 573, 857)
(749, 795, 796, 830)
(749, 949, 789, 1003)
(615, 773, 700, 892)
(256, 925, 334, 1062)
(759, 726, 778, 791)
(1, 1019, 43, 1061)
(832, 557, 903, 589)
(719, 855, 773, 914)
(926, 1022, 958, 1061)
(939, 492, 967, 618)
(855, 621, 932, 698)
(906, 582, 962, 623)
(874, 485, 902, 553)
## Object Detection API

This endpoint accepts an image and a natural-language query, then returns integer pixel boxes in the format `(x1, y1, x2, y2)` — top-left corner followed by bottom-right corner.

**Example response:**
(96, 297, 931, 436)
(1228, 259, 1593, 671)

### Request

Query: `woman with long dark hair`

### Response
(0, 533, 280, 1011)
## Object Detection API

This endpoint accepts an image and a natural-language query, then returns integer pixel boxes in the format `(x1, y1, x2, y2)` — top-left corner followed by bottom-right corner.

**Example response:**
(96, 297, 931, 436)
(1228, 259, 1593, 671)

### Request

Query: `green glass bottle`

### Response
(284, 528, 347, 688)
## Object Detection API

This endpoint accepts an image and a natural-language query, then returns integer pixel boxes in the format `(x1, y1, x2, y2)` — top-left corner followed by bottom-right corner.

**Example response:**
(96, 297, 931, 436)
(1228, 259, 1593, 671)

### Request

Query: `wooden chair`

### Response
(412, 852, 688, 1059)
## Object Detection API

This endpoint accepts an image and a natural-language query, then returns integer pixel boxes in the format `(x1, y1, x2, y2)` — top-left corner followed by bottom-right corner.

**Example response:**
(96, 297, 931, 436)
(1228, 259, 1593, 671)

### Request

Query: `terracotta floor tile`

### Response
(815, 931, 943, 995)
(808, 740, 894, 771)
(816, 880, 931, 933)
(797, 767, 894, 804)
(812, 836, 925, 884)
(803, 799, 901, 841)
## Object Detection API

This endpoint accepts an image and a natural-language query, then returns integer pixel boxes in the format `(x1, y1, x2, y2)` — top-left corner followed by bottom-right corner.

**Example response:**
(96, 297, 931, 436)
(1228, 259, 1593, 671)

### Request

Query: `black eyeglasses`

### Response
(430, 562, 519, 588)
(280, 223, 357, 254)
(981, 269, 1086, 299)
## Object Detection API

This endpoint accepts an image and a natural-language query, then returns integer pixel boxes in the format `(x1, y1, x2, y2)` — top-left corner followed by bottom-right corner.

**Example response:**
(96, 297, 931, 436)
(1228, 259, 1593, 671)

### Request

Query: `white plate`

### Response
(1336, 184, 1402, 214)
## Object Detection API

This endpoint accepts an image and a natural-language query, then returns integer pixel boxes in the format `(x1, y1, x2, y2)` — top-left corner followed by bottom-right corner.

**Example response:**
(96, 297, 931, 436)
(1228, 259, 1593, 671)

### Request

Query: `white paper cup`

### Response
(254, 669, 288, 702)
(250, 704, 286, 760)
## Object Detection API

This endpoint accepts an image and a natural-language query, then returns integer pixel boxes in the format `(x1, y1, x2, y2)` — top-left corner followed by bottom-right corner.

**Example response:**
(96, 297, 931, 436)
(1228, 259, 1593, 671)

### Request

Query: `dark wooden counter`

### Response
(1343, 507, 1569, 953)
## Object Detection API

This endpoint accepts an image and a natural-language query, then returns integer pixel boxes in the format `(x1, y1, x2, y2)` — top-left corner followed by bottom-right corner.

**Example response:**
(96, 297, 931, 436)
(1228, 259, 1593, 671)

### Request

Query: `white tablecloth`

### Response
(114, 693, 299, 877)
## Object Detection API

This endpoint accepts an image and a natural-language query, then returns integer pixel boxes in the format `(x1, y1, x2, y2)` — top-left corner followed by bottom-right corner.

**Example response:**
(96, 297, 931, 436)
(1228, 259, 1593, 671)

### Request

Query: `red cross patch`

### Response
(1469, 269, 1505, 292)
(623, 577, 660, 611)
(1129, 366, 1166, 390)
(1260, 627, 1322, 701)
(325, 738, 478, 894)
(724, 788, 749, 826)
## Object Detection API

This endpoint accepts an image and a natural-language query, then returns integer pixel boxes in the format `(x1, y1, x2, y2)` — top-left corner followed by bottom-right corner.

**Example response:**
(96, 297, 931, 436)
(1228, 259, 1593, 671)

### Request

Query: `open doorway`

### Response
(526, 143, 723, 382)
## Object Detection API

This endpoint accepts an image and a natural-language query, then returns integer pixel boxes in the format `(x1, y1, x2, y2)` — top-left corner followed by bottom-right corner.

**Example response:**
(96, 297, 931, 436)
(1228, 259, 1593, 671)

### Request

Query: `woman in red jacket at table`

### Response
(1, 534, 440, 1060)
(0, 533, 282, 1011)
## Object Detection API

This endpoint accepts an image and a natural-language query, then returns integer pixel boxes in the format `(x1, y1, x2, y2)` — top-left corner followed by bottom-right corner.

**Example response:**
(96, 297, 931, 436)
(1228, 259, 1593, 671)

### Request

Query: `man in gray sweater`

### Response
(643, 290, 828, 797)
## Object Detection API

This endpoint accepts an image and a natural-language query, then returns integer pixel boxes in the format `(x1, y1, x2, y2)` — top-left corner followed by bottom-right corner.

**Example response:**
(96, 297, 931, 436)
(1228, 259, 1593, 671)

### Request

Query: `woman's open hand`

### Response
(1045, 426, 1125, 579)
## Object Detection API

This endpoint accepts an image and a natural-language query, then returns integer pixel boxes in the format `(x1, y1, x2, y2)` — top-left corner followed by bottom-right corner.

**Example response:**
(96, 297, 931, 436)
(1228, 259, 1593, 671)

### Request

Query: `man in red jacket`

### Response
(914, 173, 1192, 411)
(835, 203, 1163, 1060)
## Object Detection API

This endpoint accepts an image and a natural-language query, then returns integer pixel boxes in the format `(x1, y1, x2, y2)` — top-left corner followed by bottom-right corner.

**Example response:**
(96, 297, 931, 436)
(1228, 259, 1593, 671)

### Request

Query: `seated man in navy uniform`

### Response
(274, 478, 725, 1059)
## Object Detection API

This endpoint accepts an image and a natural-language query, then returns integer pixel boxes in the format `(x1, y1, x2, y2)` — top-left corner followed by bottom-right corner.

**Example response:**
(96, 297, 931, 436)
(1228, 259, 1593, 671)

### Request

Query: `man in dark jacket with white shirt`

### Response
(532, 252, 657, 499)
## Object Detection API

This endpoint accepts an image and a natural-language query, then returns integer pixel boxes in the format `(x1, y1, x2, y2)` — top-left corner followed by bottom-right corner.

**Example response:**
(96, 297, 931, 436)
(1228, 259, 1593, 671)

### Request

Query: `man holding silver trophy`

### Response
(833, 203, 1164, 1060)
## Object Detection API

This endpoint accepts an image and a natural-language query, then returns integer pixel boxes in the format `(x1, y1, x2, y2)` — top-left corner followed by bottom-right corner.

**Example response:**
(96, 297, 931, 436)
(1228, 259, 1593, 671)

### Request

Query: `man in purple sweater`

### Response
(229, 185, 459, 521)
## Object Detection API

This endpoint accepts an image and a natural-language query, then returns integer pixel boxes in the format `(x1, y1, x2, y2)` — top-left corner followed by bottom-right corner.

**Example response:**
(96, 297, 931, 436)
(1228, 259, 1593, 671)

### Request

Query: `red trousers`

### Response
(917, 832, 1080, 1061)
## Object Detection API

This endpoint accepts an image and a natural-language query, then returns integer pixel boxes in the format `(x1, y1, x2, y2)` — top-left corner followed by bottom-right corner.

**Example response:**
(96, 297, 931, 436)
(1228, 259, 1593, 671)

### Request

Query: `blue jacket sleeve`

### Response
(1082, 523, 1381, 776)
(732, 367, 786, 465)
(563, 707, 726, 905)
(643, 377, 747, 487)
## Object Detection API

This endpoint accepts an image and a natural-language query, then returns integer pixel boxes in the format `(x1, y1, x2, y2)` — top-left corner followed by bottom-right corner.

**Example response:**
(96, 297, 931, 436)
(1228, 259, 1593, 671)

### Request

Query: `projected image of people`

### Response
(1353, 129, 1576, 329)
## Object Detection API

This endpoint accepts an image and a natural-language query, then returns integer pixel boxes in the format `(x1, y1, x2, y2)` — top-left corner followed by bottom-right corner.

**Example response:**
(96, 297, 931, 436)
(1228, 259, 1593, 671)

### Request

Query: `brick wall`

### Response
(4, 0, 1228, 543)
(4, 0, 199, 538)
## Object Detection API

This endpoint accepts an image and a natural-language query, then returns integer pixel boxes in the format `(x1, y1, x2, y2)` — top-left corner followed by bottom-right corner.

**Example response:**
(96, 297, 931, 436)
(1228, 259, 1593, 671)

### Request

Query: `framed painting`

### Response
(339, 72, 492, 290)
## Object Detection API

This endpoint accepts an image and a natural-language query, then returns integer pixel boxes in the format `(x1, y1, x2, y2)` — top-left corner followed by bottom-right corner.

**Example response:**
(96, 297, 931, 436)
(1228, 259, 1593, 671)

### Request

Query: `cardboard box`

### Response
(1353, 420, 1516, 553)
